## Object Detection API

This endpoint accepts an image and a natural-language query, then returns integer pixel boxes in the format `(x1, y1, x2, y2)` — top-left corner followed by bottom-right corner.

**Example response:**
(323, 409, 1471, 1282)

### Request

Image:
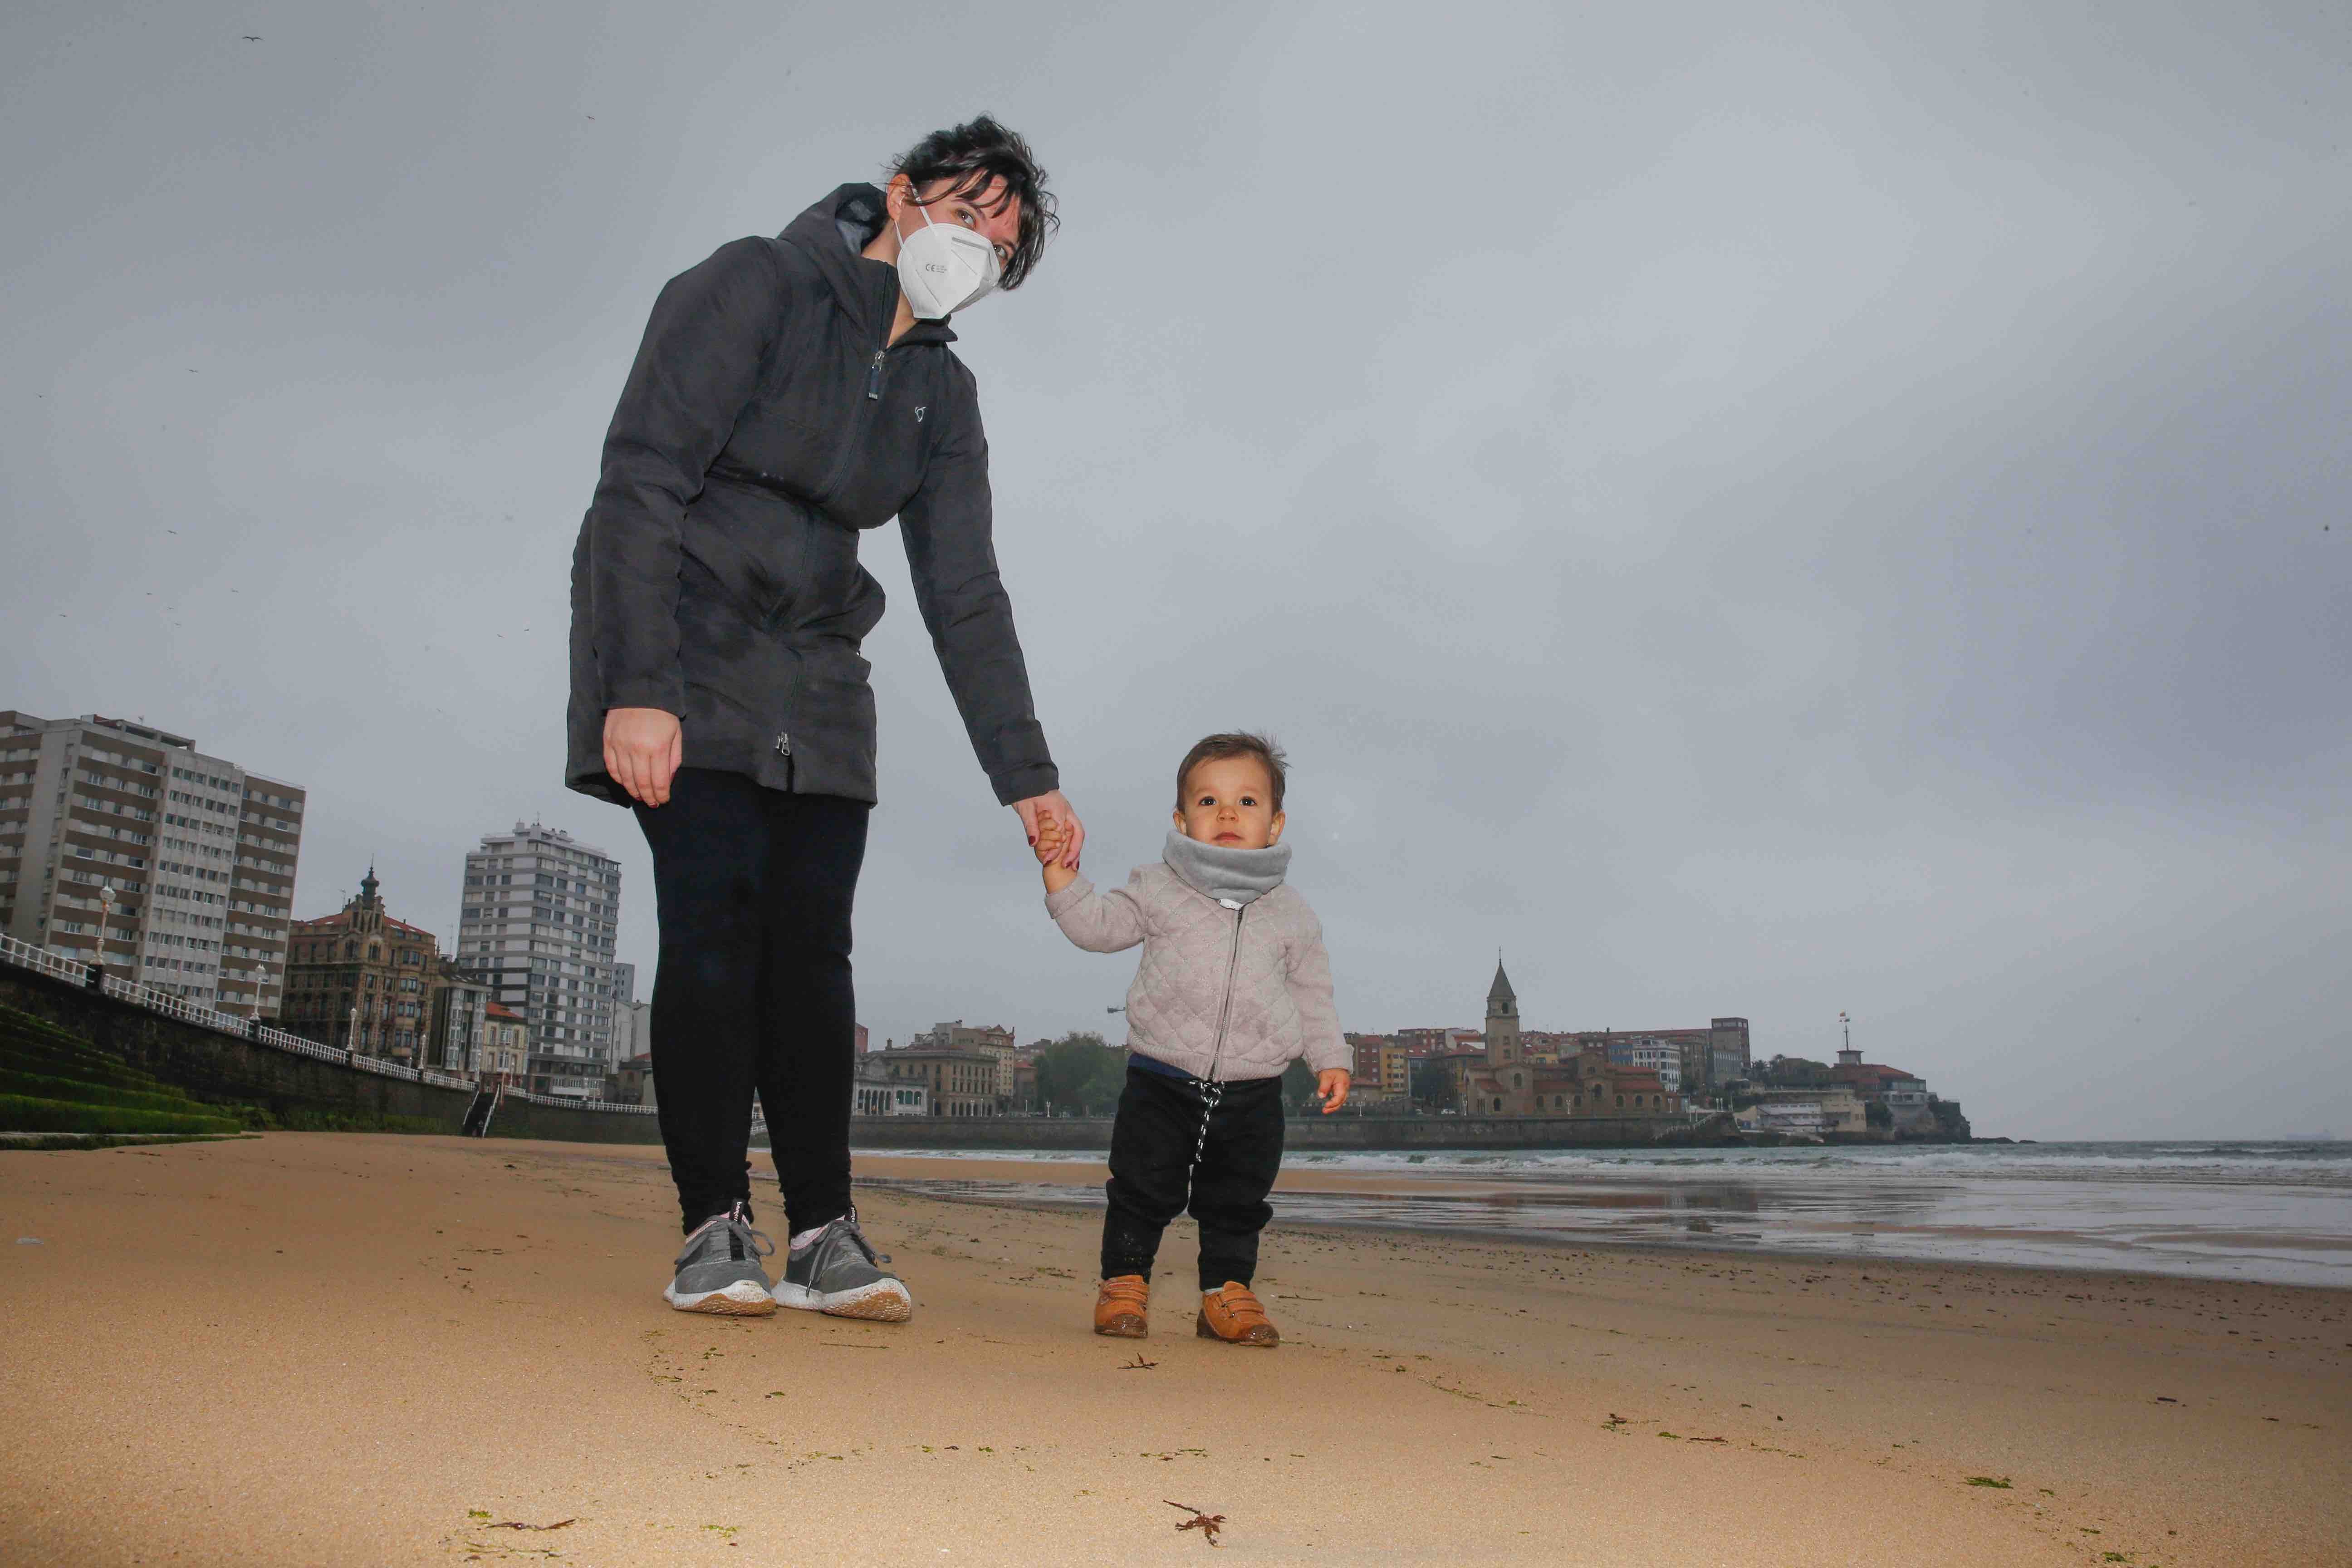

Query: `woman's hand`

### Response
(1317, 1069, 1352, 1115)
(1013, 789, 1083, 869)
(603, 707, 682, 806)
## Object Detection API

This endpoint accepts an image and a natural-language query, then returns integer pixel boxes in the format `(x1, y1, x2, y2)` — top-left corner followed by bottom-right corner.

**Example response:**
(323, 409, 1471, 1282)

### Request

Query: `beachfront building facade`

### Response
(0, 710, 304, 1018)
(878, 1046, 1001, 1117)
(428, 964, 490, 1073)
(853, 1053, 929, 1117)
(455, 823, 623, 1100)
(911, 1019, 1019, 1101)
(1735, 1085, 1867, 1137)
(281, 868, 466, 1062)
(480, 1001, 529, 1080)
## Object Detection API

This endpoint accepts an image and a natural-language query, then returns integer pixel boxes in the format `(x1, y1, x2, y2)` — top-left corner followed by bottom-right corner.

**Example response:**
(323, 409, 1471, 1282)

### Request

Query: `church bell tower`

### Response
(1485, 957, 1521, 1068)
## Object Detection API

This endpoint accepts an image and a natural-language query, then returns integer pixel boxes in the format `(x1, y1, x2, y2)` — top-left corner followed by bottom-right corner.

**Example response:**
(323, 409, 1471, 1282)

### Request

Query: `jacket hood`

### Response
(779, 183, 957, 346)
(1163, 830, 1292, 907)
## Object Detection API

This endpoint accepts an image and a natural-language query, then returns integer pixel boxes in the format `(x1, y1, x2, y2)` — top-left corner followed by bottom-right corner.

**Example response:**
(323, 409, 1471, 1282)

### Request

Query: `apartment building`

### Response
(454, 822, 622, 1099)
(1604, 1035, 1685, 1093)
(0, 710, 302, 1017)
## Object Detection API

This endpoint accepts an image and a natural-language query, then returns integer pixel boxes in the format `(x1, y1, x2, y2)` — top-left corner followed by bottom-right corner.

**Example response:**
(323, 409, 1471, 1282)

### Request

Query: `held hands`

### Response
(1033, 809, 1079, 895)
(1016, 789, 1083, 872)
(1317, 1069, 1351, 1114)
(604, 707, 682, 807)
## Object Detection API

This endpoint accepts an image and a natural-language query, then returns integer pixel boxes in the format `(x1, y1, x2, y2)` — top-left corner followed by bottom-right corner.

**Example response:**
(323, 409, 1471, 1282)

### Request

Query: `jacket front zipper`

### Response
(1201, 903, 1246, 1083)
(783, 329, 888, 753)
(812, 341, 886, 504)
(813, 267, 897, 502)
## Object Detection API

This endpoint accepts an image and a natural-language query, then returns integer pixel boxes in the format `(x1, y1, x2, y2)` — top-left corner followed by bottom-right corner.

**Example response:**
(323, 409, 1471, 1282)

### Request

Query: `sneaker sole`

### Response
(664, 1280, 777, 1316)
(770, 1278, 914, 1323)
(1194, 1309, 1279, 1346)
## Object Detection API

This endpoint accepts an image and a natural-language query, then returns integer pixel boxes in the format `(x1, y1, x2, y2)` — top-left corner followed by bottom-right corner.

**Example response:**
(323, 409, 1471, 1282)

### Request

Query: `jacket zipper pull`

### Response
(866, 348, 886, 401)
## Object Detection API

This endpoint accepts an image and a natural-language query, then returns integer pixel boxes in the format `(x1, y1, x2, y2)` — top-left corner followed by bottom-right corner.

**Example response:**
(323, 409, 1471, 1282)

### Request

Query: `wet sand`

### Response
(3, 1135, 2345, 1566)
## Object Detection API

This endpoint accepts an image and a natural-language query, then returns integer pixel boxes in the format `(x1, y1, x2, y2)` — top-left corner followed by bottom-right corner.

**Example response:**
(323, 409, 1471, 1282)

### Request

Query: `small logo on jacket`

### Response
(914, 406, 927, 422)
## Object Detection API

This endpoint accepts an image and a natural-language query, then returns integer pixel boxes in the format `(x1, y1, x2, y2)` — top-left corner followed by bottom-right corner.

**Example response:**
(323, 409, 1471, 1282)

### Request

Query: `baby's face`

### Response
(1174, 755, 1286, 849)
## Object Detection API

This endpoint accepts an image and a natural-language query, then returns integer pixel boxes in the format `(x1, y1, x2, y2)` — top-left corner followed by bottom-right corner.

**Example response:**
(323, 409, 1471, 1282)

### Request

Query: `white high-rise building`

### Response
(0, 710, 303, 1016)
(454, 822, 622, 1099)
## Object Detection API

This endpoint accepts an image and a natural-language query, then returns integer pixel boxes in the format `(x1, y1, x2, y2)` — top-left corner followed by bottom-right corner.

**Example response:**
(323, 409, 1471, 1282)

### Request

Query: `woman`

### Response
(565, 117, 1083, 1319)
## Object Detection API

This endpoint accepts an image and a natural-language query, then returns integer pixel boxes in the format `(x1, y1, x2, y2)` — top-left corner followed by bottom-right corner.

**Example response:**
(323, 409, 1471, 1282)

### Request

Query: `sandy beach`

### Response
(3, 1136, 2345, 1566)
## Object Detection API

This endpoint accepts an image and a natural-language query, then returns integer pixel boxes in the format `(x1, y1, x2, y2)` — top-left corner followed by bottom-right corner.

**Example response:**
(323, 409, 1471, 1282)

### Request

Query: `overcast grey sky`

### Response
(5, 2, 2346, 1139)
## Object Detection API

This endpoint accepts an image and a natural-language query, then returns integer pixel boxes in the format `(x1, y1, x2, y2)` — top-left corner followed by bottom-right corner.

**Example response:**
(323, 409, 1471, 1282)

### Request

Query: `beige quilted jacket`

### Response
(1045, 858, 1348, 1083)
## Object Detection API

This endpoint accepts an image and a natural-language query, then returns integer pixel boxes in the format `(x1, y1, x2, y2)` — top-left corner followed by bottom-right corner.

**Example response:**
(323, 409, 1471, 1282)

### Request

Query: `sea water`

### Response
(850, 1140, 2352, 1288)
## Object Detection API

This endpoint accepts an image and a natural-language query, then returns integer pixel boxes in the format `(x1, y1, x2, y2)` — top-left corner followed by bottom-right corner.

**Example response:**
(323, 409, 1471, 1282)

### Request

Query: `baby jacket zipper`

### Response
(1202, 902, 1246, 1083)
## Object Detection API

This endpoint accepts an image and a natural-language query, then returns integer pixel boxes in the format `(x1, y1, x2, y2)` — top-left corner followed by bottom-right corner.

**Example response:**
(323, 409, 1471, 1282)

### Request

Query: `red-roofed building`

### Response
(1830, 1047, 1934, 1132)
(279, 866, 459, 1063)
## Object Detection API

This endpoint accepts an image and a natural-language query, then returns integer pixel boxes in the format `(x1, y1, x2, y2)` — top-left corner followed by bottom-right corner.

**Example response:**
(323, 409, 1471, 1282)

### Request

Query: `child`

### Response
(1032, 732, 1350, 1347)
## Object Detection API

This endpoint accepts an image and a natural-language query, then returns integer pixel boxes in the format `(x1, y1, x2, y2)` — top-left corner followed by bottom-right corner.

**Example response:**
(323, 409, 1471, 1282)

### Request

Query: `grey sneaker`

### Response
(771, 1210, 912, 1322)
(662, 1202, 776, 1316)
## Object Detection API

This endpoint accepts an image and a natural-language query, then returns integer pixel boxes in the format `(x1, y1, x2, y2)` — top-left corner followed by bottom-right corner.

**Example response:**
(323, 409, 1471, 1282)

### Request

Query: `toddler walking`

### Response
(1032, 732, 1350, 1346)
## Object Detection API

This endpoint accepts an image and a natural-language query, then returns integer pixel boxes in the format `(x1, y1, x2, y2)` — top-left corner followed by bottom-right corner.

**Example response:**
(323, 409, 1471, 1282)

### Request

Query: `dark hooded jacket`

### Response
(565, 184, 1058, 808)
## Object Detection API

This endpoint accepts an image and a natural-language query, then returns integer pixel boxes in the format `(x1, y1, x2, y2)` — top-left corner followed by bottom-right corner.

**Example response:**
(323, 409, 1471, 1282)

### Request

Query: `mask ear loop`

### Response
(894, 183, 936, 247)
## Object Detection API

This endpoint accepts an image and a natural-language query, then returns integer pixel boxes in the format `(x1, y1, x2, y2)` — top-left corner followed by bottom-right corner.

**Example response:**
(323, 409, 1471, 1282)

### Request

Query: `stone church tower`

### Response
(1485, 958, 1521, 1068)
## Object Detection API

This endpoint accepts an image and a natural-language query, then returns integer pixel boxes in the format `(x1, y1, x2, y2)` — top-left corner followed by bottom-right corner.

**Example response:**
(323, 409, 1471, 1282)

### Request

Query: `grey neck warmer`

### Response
(1163, 829, 1291, 908)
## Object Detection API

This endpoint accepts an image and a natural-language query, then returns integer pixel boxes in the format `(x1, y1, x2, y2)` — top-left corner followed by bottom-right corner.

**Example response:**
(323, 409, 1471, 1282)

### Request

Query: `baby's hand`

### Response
(1034, 813, 1078, 892)
(1317, 1069, 1351, 1114)
(1033, 811, 1066, 866)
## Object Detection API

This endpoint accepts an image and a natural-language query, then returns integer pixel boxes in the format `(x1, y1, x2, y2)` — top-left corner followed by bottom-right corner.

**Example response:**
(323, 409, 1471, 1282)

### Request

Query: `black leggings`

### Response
(635, 768, 870, 1233)
(1101, 1062, 1285, 1292)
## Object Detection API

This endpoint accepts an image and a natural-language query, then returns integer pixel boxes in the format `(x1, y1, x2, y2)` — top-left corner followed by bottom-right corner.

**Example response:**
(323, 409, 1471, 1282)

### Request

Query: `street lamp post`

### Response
(88, 883, 117, 990)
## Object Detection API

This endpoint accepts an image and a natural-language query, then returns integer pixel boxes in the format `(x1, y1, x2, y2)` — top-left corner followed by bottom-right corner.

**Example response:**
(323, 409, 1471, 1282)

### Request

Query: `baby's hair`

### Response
(1176, 732, 1288, 814)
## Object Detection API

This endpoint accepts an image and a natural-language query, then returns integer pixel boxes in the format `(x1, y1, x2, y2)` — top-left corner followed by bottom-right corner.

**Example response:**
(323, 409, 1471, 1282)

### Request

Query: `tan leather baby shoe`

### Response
(1093, 1273, 1150, 1338)
(1195, 1281, 1279, 1346)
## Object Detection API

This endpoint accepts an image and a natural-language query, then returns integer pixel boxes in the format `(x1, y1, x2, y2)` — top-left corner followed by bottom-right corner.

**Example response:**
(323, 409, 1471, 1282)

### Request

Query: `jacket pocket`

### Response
(794, 643, 879, 782)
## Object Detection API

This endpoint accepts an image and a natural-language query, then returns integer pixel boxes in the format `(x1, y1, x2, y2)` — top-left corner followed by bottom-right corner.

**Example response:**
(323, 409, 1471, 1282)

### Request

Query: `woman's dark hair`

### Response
(891, 115, 1058, 290)
(1176, 732, 1289, 814)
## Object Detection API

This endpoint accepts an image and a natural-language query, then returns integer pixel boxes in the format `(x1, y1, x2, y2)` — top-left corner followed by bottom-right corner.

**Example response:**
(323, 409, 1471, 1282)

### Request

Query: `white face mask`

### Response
(893, 194, 1002, 319)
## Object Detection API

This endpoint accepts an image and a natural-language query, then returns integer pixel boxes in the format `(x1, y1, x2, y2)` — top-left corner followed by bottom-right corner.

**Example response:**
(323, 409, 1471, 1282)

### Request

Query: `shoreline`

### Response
(856, 1167, 2352, 1299)
(5, 1134, 2344, 1567)
(843, 1150, 2352, 1290)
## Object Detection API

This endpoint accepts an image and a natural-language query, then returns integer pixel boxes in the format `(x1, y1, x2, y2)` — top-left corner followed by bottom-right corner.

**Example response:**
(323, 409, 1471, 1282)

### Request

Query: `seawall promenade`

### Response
(2, 941, 1723, 1151)
(0, 959, 657, 1145)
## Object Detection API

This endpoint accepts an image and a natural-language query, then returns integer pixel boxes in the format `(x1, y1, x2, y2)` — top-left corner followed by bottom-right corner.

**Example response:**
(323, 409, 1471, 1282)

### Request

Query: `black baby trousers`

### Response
(1101, 1059, 1286, 1293)
(634, 767, 869, 1234)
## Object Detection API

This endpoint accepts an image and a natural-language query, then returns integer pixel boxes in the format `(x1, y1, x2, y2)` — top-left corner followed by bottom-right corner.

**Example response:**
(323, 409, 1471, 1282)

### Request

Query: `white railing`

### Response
(0, 932, 655, 1115)
(2, 934, 87, 987)
(498, 1085, 656, 1115)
